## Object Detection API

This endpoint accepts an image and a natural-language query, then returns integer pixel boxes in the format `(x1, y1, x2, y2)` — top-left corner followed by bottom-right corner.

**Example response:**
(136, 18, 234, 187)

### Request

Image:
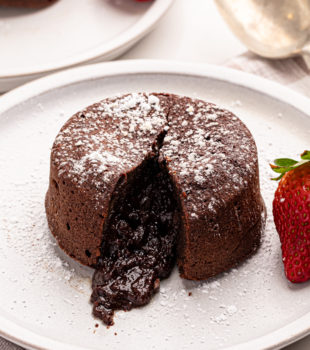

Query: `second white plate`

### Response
(0, 0, 173, 91)
(0, 60, 309, 350)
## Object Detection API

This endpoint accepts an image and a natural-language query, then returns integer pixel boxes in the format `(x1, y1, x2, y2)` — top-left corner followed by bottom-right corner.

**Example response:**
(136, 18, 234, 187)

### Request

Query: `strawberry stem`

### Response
(270, 150, 310, 181)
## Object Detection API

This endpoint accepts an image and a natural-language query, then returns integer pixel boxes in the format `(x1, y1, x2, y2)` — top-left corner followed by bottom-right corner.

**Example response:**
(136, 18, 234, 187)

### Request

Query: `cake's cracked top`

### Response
(52, 94, 256, 187)
(51, 92, 259, 221)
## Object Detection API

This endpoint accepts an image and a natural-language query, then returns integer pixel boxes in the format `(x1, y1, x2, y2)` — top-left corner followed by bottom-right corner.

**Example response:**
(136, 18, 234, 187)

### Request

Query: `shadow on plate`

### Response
(50, 232, 94, 280)
(0, 1, 57, 19)
(104, 0, 153, 15)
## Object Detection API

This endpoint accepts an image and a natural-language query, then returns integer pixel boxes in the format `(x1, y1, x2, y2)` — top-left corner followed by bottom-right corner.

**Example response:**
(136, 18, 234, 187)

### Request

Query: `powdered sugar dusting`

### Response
(51, 93, 261, 243)
(52, 94, 259, 223)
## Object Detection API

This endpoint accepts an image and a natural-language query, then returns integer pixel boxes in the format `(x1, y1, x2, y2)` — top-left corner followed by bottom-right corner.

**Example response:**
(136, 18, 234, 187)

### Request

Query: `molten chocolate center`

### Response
(91, 156, 181, 325)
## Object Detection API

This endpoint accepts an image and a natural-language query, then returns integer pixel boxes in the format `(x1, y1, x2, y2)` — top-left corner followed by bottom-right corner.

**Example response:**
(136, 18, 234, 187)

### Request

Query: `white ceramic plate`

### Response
(0, 0, 173, 92)
(0, 60, 309, 350)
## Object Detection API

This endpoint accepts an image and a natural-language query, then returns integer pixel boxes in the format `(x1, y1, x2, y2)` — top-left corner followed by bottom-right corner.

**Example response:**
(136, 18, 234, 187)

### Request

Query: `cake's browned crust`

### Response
(0, 0, 57, 8)
(46, 93, 265, 277)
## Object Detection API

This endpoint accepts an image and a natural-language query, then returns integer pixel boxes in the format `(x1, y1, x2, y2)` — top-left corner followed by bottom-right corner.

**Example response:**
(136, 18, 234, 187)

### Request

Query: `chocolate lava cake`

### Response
(0, 0, 57, 8)
(45, 93, 265, 325)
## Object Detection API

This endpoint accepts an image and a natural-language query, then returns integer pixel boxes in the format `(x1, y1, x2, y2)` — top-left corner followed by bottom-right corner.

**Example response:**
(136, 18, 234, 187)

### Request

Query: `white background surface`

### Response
(1, 0, 309, 349)
(120, 1, 310, 349)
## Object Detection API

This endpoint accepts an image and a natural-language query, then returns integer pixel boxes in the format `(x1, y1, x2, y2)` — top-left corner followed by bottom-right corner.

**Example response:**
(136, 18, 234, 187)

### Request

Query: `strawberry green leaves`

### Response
(270, 150, 310, 181)
(274, 158, 298, 167)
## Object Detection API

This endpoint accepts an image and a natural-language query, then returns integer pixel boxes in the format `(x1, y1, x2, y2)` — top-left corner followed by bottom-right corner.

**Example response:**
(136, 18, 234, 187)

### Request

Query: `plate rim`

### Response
(0, 0, 174, 79)
(0, 59, 309, 350)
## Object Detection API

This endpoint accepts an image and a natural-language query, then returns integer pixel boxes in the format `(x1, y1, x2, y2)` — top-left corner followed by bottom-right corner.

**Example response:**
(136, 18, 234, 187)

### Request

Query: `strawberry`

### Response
(271, 150, 310, 283)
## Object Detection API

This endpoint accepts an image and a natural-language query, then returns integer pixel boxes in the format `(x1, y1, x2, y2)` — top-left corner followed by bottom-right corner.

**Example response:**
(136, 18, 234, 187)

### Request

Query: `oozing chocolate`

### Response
(91, 155, 181, 325)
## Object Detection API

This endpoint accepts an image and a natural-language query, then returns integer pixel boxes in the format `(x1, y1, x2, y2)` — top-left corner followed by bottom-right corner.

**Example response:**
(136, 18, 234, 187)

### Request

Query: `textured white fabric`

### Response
(0, 338, 22, 350)
(225, 52, 310, 97)
(1, 53, 309, 350)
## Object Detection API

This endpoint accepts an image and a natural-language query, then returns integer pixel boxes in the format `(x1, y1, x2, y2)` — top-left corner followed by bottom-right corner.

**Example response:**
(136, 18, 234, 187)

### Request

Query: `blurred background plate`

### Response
(0, 60, 309, 350)
(0, 0, 173, 92)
